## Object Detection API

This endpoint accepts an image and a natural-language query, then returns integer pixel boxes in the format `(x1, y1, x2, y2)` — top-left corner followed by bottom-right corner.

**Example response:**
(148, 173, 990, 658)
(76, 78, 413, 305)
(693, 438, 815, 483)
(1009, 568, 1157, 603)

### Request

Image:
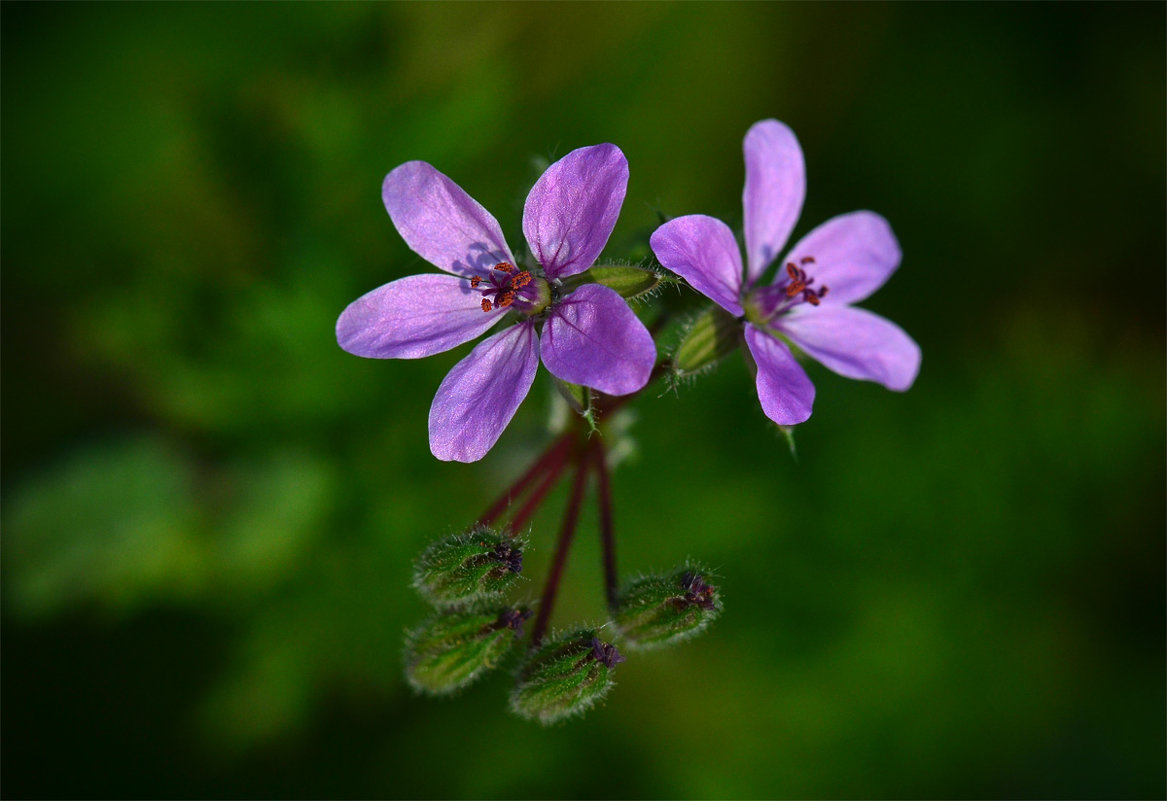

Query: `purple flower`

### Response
(650, 120, 920, 426)
(337, 144, 656, 462)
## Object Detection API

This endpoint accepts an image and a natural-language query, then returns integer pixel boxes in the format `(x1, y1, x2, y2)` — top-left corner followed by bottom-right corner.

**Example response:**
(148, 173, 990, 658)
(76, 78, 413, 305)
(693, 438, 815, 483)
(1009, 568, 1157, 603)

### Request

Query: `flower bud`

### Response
(564, 264, 662, 300)
(672, 306, 740, 376)
(509, 630, 625, 724)
(412, 527, 525, 607)
(404, 606, 532, 695)
(612, 565, 722, 649)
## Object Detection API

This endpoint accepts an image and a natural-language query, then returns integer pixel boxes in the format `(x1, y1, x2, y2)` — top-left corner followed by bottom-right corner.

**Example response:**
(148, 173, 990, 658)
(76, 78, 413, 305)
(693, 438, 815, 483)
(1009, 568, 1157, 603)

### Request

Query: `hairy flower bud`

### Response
(413, 527, 525, 606)
(509, 630, 625, 724)
(564, 264, 662, 300)
(404, 606, 532, 695)
(612, 564, 722, 649)
(672, 306, 741, 376)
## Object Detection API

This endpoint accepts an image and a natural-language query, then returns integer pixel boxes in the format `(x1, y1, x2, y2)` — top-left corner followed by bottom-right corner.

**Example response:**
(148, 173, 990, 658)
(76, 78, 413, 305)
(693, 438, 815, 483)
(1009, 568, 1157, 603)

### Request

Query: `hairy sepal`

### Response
(412, 527, 526, 607)
(612, 563, 722, 650)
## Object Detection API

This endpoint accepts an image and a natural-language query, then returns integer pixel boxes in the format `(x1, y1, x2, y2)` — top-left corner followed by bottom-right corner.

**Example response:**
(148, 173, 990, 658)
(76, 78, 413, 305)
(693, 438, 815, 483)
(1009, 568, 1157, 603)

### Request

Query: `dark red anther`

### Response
(470, 275, 481, 288)
(800, 256, 815, 265)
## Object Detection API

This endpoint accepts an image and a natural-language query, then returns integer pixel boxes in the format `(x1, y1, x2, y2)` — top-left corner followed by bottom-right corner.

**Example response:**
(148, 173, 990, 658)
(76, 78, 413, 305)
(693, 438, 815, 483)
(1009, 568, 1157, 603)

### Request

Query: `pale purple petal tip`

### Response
(743, 119, 806, 286)
(383, 161, 514, 277)
(522, 144, 628, 280)
(336, 274, 501, 359)
(777, 305, 920, 391)
(649, 215, 745, 316)
(744, 324, 815, 425)
(539, 284, 655, 396)
(781, 211, 901, 306)
(428, 323, 540, 462)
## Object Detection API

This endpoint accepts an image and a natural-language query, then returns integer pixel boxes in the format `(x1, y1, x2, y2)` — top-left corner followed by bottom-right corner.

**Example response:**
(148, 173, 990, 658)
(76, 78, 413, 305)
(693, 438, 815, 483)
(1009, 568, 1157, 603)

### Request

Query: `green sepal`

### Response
(776, 424, 798, 461)
(404, 606, 532, 695)
(562, 264, 663, 300)
(672, 306, 740, 376)
(412, 527, 525, 607)
(550, 377, 597, 433)
(510, 630, 624, 725)
(611, 564, 722, 650)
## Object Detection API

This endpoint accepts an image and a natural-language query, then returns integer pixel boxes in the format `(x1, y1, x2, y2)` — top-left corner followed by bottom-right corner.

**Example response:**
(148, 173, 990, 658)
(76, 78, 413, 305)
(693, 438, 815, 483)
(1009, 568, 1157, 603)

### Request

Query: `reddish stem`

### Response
(476, 432, 573, 529)
(593, 438, 618, 611)
(508, 442, 575, 533)
(529, 449, 590, 647)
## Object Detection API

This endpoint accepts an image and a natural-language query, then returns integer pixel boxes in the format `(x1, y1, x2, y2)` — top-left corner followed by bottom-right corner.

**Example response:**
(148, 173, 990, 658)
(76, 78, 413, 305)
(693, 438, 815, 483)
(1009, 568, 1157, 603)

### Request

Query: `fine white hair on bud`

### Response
(412, 527, 526, 607)
(404, 606, 532, 696)
(509, 629, 625, 725)
(611, 563, 723, 650)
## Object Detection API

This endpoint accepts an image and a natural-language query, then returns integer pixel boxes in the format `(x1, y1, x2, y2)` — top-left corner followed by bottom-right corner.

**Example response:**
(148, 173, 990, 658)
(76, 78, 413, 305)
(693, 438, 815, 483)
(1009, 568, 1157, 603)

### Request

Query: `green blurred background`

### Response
(3, 3, 1163, 798)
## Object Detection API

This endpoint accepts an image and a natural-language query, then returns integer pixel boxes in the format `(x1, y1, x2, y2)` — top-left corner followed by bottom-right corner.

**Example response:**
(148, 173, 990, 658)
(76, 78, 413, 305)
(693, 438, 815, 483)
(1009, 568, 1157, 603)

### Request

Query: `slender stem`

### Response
(593, 438, 618, 611)
(508, 441, 574, 533)
(476, 432, 573, 528)
(529, 448, 590, 647)
(595, 360, 671, 419)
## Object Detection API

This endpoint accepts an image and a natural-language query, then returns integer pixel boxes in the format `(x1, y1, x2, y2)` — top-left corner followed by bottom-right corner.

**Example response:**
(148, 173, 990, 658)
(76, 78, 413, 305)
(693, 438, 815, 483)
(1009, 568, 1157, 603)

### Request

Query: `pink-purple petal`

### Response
(428, 323, 540, 463)
(649, 215, 745, 316)
(382, 161, 514, 277)
(743, 119, 806, 286)
(781, 211, 901, 306)
(522, 144, 628, 280)
(744, 324, 815, 426)
(336, 274, 501, 359)
(777, 305, 920, 391)
(539, 284, 655, 396)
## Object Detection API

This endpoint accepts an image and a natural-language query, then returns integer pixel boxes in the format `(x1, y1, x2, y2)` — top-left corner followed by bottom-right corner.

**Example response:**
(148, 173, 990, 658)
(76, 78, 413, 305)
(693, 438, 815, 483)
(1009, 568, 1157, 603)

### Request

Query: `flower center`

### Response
(780, 257, 829, 307)
(743, 255, 829, 326)
(470, 262, 536, 312)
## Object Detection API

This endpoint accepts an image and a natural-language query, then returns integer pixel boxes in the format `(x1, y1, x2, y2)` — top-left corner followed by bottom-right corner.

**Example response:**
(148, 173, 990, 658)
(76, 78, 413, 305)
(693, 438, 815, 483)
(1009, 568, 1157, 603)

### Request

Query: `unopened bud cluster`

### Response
(404, 526, 530, 697)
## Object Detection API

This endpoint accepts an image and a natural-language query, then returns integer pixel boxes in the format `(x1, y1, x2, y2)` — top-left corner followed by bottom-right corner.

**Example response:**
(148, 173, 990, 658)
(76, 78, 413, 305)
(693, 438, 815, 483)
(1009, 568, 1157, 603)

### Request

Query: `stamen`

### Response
(776, 254, 828, 311)
(470, 263, 536, 313)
